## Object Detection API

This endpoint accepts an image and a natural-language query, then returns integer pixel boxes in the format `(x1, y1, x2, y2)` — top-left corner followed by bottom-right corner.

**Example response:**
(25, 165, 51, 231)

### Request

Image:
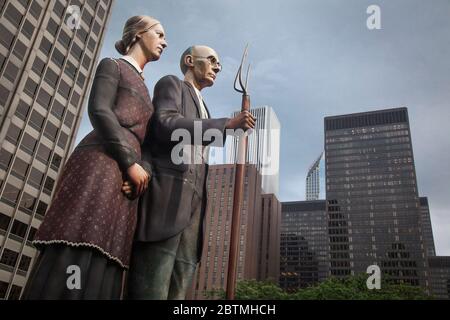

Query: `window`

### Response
(11, 220, 28, 238)
(1, 183, 20, 206)
(28, 110, 45, 131)
(0, 149, 13, 170)
(87, 37, 96, 52)
(97, 5, 106, 20)
(36, 144, 51, 164)
(0, 53, 5, 71)
(32, 56, 46, 75)
(87, 0, 97, 10)
(44, 122, 58, 141)
(58, 29, 71, 47)
(64, 111, 75, 128)
(51, 100, 65, 119)
(64, 60, 77, 80)
(92, 21, 101, 36)
(0, 281, 8, 299)
(27, 227, 37, 241)
(11, 157, 29, 180)
(0, 24, 14, 49)
(51, 154, 62, 170)
(37, 88, 52, 109)
(24, 78, 38, 98)
(9, 285, 22, 300)
(36, 200, 48, 216)
(58, 80, 71, 99)
(19, 192, 36, 213)
(76, 72, 86, 87)
(53, 1, 65, 18)
(77, 27, 88, 43)
(44, 67, 58, 87)
(18, 254, 32, 272)
(0, 212, 11, 231)
(51, 47, 65, 68)
(5, 123, 22, 144)
(57, 132, 68, 149)
(39, 37, 52, 55)
(70, 91, 80, 106)
(21, 19, 34, 39)
(20, 133, 37, 155)
(5, 3, 23, 28)
(47, 17, 59, 36)
(0, 84, 10, 105)
(82, 55, 91, 70)
(28, 167, 44, 189)
(29, 1, 42, 19)
(71, 42, 83, 60)
(0, 248, 19, 267)
(43, 176, 55, 195)
(17, 0, 30, 9)
(4, 61, 19, 83)
(82, 11, 93, 27)
(13, 39, 27, 60)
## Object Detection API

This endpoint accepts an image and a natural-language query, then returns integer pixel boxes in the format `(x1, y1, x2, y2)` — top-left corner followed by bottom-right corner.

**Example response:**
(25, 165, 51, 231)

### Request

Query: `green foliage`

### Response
(206, 274, 432, 300)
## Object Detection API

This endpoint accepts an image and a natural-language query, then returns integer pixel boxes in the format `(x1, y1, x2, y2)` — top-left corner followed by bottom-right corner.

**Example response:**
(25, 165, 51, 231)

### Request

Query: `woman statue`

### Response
(23, 15, 167, 300)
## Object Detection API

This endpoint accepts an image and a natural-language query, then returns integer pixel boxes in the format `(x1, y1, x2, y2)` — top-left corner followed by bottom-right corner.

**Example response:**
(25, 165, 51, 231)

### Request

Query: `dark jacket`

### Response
(135, 75, 229, 242)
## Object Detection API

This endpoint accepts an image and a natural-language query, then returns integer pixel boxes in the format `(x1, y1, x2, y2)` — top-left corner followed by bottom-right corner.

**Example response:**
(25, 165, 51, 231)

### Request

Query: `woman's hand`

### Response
(126, 163, 149, 197)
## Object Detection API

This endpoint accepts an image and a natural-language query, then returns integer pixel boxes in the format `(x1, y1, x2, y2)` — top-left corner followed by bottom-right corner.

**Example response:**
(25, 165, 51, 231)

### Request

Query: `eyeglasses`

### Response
(191, 55, 222, 72)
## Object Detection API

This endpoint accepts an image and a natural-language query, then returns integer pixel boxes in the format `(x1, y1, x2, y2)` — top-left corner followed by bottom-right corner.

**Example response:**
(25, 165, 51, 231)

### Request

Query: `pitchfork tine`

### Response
(234, 44, 250, 95)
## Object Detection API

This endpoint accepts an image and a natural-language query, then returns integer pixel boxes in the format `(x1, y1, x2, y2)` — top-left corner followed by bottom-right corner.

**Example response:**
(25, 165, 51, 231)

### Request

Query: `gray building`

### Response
(419, 197, 436, 257)
(225, 106, 281, 196)
(0, 0, 113, 299)
(280, 200, 329, 291)
(428, 256, 450, 299)
(305, 151, 325, 201)
(325, 107, 429, 288)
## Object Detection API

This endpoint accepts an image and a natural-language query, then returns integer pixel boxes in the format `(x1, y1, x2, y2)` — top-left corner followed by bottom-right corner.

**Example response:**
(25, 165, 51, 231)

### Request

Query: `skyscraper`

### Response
(280, 200, 329, 291)
(187, 164, 281, 299)
(258, 193, 281, 281)
(305, 151, 325, 200)
(419, 197, 436, 257)
(324, 107, 429, 288)
(225, 106, 280, 196)
(428, 256, 450, 299)
(0, 0, 114, 299)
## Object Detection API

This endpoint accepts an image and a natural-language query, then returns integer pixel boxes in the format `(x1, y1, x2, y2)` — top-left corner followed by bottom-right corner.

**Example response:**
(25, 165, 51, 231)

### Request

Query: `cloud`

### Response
(74, 0, 450, 254)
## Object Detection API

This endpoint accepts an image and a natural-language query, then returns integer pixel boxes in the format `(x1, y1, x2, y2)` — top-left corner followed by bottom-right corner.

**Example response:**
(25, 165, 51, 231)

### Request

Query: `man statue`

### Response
(125, 45, 256, 299)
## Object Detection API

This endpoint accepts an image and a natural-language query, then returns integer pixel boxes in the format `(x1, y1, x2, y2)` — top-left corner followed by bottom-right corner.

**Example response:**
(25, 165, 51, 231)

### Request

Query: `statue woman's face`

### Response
(138, 23, 167, 62)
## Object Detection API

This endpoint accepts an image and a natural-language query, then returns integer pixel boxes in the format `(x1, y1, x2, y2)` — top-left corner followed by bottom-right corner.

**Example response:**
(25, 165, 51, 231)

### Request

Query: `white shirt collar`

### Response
(120, 55, 143, 74)
(192, 86, 209, 119)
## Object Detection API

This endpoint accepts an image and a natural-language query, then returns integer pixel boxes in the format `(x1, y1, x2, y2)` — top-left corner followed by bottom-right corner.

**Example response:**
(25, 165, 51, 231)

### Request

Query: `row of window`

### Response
(0, 280, 22, 300)
(1, 180, 50, 215)
(0, 247, 32, 272)
(6, 122, 69, 159)
(0, 212, 37, 242)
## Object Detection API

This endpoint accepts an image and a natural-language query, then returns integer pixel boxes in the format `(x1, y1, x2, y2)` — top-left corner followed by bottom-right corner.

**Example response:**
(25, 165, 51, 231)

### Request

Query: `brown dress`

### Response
(23, 58, 153, 299)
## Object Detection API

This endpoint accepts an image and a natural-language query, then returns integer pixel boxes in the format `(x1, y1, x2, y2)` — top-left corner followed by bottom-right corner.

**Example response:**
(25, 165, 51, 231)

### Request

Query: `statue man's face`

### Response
(188, 46, 221, 90)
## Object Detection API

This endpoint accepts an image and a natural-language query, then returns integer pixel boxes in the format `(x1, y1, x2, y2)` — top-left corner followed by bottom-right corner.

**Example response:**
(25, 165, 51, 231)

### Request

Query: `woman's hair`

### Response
(115, 15, 160, 55)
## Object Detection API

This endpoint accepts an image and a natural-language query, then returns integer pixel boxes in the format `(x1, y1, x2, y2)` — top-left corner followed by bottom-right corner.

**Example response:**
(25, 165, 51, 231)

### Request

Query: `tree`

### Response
(204, 274, 432, 300)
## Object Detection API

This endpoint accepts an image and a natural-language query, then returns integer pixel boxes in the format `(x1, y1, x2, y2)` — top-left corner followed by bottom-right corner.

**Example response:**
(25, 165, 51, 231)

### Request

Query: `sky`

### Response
(75, 0, 450, 255)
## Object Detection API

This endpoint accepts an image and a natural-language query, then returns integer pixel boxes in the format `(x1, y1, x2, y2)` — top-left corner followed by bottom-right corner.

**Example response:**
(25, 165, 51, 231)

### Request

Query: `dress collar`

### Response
(120, 55, 143, 74)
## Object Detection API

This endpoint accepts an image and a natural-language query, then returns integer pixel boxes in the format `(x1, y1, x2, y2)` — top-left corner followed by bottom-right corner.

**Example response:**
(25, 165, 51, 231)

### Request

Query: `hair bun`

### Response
(115, 40, 127, 55)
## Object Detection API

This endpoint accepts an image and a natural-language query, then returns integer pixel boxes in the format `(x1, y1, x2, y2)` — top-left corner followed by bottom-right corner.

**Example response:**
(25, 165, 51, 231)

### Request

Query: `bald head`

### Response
(179, 45, 219, 74)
